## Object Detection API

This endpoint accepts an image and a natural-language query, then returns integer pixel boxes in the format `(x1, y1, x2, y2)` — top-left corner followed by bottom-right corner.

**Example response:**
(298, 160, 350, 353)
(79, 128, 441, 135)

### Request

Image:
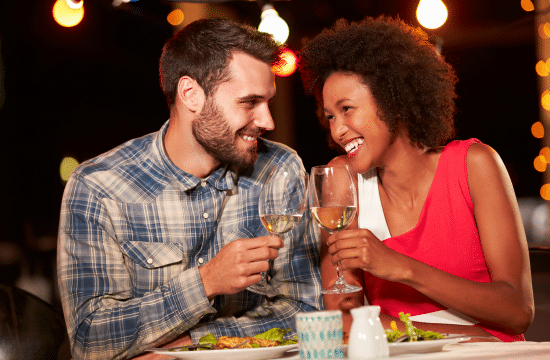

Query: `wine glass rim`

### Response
(311, 164, 350, 170)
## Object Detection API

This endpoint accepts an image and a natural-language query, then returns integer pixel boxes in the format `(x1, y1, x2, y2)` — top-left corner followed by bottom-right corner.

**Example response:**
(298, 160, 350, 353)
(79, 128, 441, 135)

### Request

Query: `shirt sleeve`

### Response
(188, 157, 324, 342)
(57, 174, 216, 360)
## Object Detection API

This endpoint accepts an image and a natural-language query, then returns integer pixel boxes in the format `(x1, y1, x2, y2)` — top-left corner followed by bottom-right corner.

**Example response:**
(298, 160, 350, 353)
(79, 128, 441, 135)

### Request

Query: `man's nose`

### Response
(255, 105, 275, 131)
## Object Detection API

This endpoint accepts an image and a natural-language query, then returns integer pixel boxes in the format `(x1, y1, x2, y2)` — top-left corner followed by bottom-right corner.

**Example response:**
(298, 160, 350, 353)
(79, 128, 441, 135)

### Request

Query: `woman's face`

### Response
(322, 72, 393, 173)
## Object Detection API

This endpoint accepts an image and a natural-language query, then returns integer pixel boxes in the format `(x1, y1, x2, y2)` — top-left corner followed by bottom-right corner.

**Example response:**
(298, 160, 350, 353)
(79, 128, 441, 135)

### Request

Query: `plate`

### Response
(343, 334, 471, 357)
(149, 344, 299, 360)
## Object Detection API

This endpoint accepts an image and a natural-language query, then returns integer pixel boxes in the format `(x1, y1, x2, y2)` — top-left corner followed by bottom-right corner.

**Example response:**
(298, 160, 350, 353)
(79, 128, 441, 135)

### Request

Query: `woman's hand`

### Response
(326, 228, 410, 282)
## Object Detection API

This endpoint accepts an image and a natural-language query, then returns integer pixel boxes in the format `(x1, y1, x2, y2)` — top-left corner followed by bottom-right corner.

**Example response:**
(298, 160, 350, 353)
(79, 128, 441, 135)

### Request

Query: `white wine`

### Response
(310, 206, 357, 233)
(260, 214, 302, 235)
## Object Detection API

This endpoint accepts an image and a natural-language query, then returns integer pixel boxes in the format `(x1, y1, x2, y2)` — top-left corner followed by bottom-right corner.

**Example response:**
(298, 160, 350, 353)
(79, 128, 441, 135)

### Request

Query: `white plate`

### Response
(149, 344, 299, 360)
(343, 334, 471, 357)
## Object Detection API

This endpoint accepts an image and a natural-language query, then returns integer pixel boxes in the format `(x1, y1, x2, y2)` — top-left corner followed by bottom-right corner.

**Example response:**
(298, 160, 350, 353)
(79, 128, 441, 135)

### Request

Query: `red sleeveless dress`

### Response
(363, 138, 525, 342)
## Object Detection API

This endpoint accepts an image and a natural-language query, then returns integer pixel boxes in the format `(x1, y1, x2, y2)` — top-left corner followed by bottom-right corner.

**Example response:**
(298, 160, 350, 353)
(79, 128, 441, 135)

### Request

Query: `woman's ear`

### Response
(176, 76, 204, 112)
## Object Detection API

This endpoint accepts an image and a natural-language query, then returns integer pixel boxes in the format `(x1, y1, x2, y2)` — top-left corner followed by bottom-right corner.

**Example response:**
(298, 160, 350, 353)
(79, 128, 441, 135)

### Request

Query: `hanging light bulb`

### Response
(258, 3, 289, 45)
(52, 0, 84, 27)
(416, 0, 448, 30)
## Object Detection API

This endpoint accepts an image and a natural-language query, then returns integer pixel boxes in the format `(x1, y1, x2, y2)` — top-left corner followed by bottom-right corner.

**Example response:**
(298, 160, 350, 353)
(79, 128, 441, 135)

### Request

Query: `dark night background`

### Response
(0, 0, 544, 304)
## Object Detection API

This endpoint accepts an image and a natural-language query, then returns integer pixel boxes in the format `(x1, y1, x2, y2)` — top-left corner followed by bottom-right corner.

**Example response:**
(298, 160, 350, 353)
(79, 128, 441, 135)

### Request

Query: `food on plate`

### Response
(384, 312, 445, 343)
(173, 327, 298, 351)
(217, 336, 279, 349)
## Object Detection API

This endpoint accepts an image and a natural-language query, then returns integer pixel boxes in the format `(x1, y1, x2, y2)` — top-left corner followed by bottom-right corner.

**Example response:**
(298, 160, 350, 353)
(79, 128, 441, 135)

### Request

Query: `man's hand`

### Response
(199, 236, 283, 298)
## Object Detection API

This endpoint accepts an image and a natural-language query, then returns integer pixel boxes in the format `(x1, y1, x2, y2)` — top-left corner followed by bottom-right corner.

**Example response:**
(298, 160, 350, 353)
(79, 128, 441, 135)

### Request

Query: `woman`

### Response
(299, 15, 534, 341)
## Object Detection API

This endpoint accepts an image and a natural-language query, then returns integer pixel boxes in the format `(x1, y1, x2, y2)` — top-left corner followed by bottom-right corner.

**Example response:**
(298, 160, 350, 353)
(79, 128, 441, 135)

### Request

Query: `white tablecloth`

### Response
(277, 342, 550, 360)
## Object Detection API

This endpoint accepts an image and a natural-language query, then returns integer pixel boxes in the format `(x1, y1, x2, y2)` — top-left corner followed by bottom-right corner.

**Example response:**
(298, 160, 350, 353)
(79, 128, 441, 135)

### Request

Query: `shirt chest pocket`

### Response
(119, 241, 186, 294)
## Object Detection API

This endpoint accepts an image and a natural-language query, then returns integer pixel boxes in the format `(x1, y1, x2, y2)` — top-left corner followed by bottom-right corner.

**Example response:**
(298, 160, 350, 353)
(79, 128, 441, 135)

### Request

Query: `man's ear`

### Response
(176, 76, 204, 112)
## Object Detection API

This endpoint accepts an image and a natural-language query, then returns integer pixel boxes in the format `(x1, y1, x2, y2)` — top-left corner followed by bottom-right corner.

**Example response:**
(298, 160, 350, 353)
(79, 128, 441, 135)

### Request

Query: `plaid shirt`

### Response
(57, 120, 323, 360)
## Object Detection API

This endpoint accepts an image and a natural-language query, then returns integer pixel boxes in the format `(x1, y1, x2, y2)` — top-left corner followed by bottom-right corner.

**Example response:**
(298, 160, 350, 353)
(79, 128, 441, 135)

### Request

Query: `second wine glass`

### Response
(310, 164, 362, 294)
(248, 165, 309, 297)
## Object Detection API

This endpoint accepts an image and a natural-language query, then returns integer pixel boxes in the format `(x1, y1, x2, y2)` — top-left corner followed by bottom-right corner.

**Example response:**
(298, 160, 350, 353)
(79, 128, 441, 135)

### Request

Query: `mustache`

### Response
(237, 126, 265, 137)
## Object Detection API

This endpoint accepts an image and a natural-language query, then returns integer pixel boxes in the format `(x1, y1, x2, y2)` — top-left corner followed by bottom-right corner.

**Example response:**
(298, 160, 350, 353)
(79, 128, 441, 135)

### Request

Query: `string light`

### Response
(258, 3, 289, 45)
(416, 0, 448, 30)
(52, 0, 84, 27)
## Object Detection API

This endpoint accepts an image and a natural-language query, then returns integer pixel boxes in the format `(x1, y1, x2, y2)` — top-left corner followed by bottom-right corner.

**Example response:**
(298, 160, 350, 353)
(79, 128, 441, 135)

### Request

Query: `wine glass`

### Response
(248, 165, 309, 296)
(310, 164, 362, 294)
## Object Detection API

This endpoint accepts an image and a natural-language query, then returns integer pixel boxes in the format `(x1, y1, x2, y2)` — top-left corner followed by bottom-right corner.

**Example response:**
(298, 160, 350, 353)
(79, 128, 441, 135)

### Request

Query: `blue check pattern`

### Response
(57, 120, 323, 360)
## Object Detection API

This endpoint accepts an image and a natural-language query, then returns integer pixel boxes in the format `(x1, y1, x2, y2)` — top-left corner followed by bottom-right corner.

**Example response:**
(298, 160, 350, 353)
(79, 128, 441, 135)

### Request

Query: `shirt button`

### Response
(147, 258, 153, 264)
(198, 258, 204, 265)
(201, 181, 207, 187)
(203, 212, 209, 219)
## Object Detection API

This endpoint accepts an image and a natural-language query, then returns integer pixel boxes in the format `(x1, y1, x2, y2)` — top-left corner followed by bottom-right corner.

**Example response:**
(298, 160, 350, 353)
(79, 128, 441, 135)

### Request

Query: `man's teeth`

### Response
(345, 138, 364, 154)
(242, 135, 256, 142)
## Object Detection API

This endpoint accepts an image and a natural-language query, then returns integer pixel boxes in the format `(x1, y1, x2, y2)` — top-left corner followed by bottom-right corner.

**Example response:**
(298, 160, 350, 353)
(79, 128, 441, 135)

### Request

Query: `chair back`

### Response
(0, 285, 71, 360)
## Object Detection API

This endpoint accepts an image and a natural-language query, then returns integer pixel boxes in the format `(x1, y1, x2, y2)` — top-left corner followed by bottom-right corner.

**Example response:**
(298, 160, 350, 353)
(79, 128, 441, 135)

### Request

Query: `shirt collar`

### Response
(153, 120, 236, 192)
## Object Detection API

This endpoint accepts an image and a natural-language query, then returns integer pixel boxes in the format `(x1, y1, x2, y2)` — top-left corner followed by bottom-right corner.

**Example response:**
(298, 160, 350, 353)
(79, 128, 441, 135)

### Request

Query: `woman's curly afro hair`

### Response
(299, 15, 458, 148)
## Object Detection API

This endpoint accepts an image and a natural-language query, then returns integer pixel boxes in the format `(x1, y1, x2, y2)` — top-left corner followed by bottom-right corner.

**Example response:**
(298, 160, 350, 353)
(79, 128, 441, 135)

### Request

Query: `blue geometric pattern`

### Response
(296, 311, 344, 359)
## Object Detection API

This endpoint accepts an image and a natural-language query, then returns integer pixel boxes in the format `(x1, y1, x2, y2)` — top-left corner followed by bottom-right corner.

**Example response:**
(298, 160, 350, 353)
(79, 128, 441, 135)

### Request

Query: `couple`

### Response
(57, 16, 534, 360)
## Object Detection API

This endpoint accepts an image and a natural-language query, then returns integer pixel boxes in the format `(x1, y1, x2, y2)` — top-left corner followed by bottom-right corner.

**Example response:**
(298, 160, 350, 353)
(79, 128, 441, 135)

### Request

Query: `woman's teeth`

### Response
(345, 138, 364, 154)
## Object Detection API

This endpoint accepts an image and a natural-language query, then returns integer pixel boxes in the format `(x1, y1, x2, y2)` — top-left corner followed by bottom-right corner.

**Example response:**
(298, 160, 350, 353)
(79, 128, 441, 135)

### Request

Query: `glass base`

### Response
(247, 274, 279, 297)
(322, 282, 362, 294)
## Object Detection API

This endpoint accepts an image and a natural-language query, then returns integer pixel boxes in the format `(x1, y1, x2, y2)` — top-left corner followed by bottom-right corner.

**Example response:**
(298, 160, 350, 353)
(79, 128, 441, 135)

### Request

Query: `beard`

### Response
(192, 97, 260, 170)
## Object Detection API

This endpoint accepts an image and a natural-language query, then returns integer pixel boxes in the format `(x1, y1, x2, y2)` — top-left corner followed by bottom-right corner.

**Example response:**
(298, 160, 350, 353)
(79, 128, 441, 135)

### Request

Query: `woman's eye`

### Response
(342, 106, 352, 112)
(325, 114, 334, 122)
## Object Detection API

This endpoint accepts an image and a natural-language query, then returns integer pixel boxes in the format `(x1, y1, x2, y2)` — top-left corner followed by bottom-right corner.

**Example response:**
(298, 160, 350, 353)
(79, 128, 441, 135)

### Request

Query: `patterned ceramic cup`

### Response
(296, 310, 344, 359)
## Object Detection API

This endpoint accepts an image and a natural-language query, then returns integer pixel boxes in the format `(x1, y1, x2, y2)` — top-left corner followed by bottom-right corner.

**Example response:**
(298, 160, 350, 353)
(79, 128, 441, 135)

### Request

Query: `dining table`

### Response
(270, 341, 550, 360)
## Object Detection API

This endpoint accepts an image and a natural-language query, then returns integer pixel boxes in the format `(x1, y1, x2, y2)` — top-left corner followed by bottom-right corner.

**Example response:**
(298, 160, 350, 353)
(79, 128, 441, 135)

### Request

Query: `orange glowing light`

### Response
(541, 147, 550, 162)
(536, 60, 549, 77)
(539, 24, 550, 39)
(532, 121, 545, 138)
(541, 184, 550, 200)
(167, 9, 184, 26)
(544, 23, 550, 38)
(542, 91, 550, 110)
(272, 48, 298, 77)
(534, 155, 547, 172)
(521, 0, 535, 12)
(53, 0, 84, 28)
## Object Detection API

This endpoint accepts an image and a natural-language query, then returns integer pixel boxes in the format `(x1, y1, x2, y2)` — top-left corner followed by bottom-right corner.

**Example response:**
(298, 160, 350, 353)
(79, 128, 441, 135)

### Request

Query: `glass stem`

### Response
(335, 263, 346, 285)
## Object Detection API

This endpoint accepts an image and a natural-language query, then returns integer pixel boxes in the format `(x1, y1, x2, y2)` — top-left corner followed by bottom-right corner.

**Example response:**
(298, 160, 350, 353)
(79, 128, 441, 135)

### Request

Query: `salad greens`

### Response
(385, 312, 445, 343)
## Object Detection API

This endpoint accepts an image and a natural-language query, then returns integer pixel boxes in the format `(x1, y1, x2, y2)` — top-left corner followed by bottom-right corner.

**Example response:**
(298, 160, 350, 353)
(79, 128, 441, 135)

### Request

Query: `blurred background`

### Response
(0, 0, 548, 312)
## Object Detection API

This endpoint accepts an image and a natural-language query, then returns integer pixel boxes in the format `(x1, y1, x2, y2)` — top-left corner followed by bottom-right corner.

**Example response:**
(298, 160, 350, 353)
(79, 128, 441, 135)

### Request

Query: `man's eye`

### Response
(244, 99, 259, 107)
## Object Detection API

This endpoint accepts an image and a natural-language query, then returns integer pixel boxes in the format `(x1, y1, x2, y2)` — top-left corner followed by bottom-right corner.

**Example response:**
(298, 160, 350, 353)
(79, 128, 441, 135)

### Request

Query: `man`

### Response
(57, 18, 322, 360)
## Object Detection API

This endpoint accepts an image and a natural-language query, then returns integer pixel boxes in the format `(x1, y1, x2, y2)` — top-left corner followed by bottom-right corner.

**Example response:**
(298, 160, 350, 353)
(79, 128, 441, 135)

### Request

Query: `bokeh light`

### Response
(53, 0, 84, 28)
(416, 0, 448, 30)
(536, 60, 549, 77)
(532, 121, 545, 138)
(540, 23, 550, 39)
(60, 157, 80, 182)
(521, 0, 535, 12)
(272, 48, 298, 77)
(541, 147, 550, 162)
(534, 155, 547, 172)
(542, 90, 550, 110)
(167, 9, 184, 26)
(540, 184, 550, 200)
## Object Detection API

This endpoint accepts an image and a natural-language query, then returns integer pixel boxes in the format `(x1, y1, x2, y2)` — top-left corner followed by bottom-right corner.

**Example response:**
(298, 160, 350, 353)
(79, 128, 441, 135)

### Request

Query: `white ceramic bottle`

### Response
(348, 305, 390, 360)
